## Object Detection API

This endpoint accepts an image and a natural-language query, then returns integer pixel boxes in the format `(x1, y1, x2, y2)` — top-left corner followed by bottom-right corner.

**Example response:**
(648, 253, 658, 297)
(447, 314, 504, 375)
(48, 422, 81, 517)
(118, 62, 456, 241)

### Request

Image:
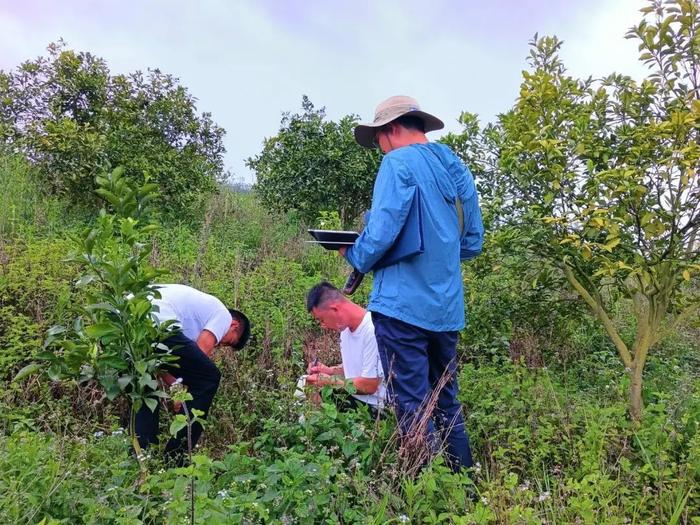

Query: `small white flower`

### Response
(217, 489, 229, 499)
(111, 428, 124, 436)
(94, 430, 105, 438)
(398, 515, 409, 524)
(518, 480, 530, 491)
(473, 462, 482, 474)
(480, 496, 489, 505)
(538, 491, 551, 502)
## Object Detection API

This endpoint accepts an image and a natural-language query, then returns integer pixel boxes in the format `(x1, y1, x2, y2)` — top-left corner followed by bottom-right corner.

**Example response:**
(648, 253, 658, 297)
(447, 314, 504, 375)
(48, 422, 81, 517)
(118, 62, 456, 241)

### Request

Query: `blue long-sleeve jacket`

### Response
(345, 142, 484, 331)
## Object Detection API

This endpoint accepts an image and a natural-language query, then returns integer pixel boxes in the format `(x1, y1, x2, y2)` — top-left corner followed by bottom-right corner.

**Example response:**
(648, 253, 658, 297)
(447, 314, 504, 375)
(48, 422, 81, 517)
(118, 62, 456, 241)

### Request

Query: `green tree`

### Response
(18, 168, 175, 463)
(0, 41, 226, 216)
(248, 96, 380, 229)
(493, 0, 700, 420)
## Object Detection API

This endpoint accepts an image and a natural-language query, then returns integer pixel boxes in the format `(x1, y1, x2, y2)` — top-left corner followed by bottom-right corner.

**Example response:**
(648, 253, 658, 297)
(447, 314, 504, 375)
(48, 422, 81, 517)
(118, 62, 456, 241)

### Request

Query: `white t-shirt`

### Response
(340, 311, 387, 408)
(151, 284, 232, 343)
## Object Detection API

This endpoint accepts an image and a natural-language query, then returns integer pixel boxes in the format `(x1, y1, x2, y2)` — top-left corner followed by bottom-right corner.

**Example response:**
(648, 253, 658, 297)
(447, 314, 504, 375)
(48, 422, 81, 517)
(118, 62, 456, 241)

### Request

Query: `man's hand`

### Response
(339, 246, 347, 257)
(307, 360, 332, 375)
(157, 373, 187, 413)
(305, 373, 336, 386)
(160, 372, 178, 387)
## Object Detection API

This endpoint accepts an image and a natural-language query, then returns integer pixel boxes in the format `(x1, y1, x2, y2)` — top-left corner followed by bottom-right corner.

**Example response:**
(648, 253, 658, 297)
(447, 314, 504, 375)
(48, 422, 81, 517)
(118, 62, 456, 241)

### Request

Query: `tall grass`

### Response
(0, 154, 40, 236)
(0, 153, 91, 238)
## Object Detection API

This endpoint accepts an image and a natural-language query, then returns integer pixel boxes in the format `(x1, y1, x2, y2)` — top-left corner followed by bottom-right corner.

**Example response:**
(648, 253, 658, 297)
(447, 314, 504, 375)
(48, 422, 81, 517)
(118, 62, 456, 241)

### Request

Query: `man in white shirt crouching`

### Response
(303, 282, 386, 418)
(136, 284, 250, 465)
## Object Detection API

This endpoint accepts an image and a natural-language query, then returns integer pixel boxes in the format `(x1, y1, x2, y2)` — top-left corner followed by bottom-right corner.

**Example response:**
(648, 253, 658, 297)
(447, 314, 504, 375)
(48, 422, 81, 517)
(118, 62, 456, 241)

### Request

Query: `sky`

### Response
(0, 0, 650, 183)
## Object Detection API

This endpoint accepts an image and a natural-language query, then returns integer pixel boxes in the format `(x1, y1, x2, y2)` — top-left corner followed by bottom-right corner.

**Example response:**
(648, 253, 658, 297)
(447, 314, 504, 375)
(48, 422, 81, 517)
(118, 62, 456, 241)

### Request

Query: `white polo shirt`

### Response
(340, 311, 387, 407)
(151, 284, 231, 343)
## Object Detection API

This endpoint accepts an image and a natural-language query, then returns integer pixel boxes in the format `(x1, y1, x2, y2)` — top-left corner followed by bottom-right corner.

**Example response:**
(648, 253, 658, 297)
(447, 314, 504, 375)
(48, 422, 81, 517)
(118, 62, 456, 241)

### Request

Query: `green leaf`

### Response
(581, 245, 592, 260)
(170, 415, 188, 436)
(75, 274, 95, 287)
(316, 431, 335, 442)
(603, 237, 621, 252)
(139, 374, 158, 390)
(85, 322, 119, 338)
(13, 363, 42, 382)
(117, 375, 133, 390)
(144, 397, 158, 413)
(46, 325, 67, 337)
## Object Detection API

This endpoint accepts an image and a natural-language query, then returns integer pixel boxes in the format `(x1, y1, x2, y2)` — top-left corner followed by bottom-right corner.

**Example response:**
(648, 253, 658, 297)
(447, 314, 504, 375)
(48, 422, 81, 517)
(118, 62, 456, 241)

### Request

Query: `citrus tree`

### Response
(248, 96, 380, 229)
(17, 168, 176, 461)
(495, 0, 700, 420)
(0, 41, 225, 217)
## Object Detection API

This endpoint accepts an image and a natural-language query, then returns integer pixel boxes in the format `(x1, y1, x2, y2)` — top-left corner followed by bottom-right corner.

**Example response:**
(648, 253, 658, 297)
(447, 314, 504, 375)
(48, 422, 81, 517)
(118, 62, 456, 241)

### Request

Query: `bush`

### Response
(1, 42, 226, 218)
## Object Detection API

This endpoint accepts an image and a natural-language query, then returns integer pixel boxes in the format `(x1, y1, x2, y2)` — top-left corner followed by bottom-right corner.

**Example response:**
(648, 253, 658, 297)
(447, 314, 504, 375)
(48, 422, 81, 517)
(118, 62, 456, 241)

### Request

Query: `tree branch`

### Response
(562, 261, 634, 367)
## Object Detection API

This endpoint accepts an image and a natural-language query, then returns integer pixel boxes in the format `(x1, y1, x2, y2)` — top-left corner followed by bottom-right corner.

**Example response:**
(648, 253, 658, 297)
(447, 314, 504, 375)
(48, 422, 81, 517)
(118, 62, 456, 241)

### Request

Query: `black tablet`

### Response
(307, 229, 359, 251)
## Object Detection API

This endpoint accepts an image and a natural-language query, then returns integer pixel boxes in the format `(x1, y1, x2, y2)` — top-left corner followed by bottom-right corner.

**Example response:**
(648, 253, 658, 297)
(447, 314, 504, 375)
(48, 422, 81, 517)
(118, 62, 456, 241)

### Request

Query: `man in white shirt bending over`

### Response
(136, 284, 250, 465)
(305, 282, 386, 417)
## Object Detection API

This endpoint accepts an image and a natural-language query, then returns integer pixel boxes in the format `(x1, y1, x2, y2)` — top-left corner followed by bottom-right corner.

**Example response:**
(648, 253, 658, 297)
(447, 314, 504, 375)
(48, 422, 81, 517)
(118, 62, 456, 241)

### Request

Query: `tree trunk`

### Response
(130, 405, 148, 483)
(629, 361, 644, 422)
(628, 321, 653, 422)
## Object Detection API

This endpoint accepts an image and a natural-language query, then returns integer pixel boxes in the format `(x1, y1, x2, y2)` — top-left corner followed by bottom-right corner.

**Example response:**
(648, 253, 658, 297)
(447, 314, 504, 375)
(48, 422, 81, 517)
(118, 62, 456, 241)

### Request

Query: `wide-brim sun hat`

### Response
(354, 95, 445, 148)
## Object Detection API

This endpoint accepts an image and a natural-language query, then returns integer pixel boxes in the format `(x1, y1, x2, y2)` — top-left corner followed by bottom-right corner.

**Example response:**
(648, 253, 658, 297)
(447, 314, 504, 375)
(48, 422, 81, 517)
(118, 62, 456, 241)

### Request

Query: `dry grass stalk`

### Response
(376, 355, 463, 478)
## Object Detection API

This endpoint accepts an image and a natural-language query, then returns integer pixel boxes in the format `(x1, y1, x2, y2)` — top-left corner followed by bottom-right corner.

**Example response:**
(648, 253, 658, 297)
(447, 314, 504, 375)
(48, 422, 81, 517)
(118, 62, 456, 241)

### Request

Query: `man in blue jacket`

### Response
(340, 95, 484, 472)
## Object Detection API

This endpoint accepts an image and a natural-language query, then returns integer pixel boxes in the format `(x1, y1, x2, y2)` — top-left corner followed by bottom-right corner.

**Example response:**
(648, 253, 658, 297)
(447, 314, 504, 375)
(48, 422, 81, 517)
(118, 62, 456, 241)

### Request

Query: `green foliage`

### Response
(0, 430, 146, 524)
(487, 0, 700, 419)
(0, 306, 41, 375)
(0, 41, 226, 216)
(3, 347, 699, 523)
(1, 2, 699, 521)
(463, 225, 589, 359)
(239, 256, 320, 358)
(38, 168, 174, 456)
(460, 358, 700, 522)
(0, 237, 78, 324)
(0, 154, 41, 236)
(0, 153, 94, 237)
(248, 96, 380, 229)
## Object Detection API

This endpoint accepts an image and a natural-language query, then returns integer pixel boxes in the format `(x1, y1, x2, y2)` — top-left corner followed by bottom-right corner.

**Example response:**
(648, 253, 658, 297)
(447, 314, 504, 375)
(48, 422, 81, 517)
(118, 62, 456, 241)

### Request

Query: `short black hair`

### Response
(306, 281, 344, 312)
(228, 308, 251, 350)
(393, 115, 425, 132)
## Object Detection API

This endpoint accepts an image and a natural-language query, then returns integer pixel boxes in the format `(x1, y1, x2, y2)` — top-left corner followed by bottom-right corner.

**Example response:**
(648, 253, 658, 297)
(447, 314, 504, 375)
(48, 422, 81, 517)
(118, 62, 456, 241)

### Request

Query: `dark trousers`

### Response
(134, 333, 221, 464)
(371, 311, 473, 471)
